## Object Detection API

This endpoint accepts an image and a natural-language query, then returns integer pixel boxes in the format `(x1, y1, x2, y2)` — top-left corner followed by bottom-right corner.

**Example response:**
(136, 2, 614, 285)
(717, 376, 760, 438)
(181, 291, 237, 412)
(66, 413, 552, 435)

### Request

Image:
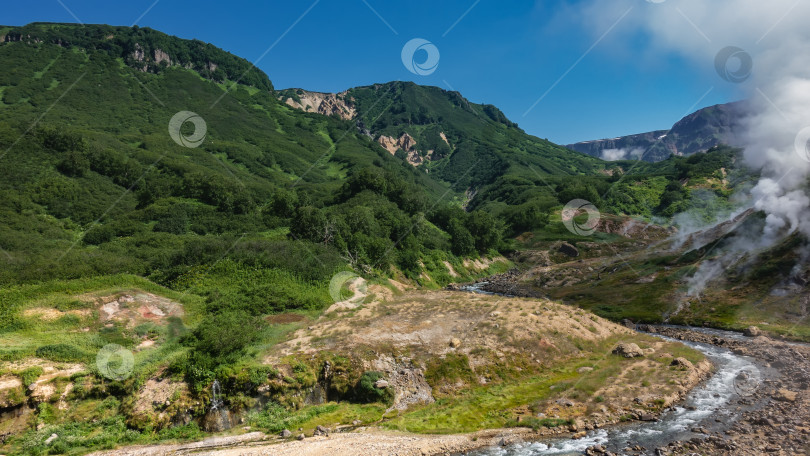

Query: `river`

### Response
(460, 284, 765, 456)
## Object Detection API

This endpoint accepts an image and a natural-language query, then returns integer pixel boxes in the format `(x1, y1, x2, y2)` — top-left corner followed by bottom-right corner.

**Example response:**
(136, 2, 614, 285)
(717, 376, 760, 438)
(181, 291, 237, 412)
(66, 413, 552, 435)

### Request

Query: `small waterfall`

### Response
(202, 379, 231, 432)
(210, 379, 223, 410)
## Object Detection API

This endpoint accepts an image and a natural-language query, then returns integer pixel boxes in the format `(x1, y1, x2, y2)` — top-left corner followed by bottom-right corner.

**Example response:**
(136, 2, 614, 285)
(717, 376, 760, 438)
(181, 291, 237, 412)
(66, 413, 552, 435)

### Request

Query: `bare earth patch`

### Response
(83, 291, 184, 327)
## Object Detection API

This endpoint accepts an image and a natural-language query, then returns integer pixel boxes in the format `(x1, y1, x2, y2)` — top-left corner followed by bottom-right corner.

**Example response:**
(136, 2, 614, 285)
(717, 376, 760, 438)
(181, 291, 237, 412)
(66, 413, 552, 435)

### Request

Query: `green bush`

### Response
(84, 225, 116, 245)
(35, 344, 87, 362)
(19, 366, 43, 387)
(354, 371, 393, 404)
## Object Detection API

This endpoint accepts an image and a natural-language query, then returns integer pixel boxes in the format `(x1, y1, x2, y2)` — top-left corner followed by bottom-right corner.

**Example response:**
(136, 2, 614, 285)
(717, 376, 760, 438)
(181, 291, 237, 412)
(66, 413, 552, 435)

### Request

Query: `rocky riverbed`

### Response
(447, 269, 543, 298)
(640, 325, 810, 455)
(467, 325, 810, 455)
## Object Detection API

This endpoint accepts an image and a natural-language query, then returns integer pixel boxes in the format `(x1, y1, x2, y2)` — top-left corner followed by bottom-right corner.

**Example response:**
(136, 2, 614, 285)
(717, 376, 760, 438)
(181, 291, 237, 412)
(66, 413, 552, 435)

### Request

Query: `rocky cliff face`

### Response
(567, 101, 745, 162)
(279, 90, 438, 167)
(377, 133, 428, 166)
(278, 89, 356, 120)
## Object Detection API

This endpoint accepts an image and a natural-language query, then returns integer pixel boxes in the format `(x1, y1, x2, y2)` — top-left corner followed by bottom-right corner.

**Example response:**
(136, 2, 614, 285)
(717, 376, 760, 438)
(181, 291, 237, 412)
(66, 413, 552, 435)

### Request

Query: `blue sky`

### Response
(3, 0, 742, 144)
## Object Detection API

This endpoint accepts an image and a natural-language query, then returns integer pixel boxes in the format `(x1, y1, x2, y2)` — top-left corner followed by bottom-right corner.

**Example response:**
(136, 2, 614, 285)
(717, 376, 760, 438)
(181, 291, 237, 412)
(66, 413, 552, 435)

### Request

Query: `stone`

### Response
(352, 420, 361, 426)
(374, 379, 389, 389)
(640, 413, 657, 422)
(744, 326, 761, 337)
(622, 318, 635, 329)
(670, 357, 694, 369)
(45, 433, 58, 445)
(202, 408, 232, 432)
(314, 425, 329, 436)
(555, 398, 575, 407)
(577, 366, 594, 373)
(558, 242, 579, 257)
(612, 343, 644, 358)
(449, 338, 462, 348)
(297, 433, 305, 440)
(774, 389, 798, 402)
(281, 429, 292, 438)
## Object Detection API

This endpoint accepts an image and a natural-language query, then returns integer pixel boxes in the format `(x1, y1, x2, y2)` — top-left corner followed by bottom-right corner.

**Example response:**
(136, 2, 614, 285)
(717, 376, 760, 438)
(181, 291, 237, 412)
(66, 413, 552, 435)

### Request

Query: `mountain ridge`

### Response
(567, 101, 745, 162)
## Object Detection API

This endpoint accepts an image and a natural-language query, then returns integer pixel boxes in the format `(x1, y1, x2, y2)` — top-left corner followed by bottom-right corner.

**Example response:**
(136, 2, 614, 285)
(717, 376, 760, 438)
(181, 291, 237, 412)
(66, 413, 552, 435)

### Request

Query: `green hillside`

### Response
(0, 22, 767, 456)
(346, 81, 604, 187)
(0, 23, 497, 288)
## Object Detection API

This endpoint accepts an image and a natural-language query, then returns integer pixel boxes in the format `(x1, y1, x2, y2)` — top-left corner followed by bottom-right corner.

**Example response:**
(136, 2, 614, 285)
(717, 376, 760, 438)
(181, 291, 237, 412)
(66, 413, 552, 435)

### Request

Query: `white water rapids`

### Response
(465, 334, 758, 456)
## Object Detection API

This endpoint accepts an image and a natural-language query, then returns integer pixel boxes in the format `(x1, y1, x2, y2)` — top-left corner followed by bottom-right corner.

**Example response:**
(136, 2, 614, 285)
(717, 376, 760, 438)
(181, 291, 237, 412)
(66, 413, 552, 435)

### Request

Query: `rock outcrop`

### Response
(279, 90, 356, 120)
(743, 325, 761, 337)
(612, 343, 645, 358)
(377, 133, 425, 166)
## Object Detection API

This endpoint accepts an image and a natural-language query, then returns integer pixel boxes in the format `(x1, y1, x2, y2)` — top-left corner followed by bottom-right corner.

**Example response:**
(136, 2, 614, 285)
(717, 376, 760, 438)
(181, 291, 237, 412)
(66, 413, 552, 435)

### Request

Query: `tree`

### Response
(448, 218, 475, 256)
(290, 206, 330, 244)
(466, 210, 501, 252)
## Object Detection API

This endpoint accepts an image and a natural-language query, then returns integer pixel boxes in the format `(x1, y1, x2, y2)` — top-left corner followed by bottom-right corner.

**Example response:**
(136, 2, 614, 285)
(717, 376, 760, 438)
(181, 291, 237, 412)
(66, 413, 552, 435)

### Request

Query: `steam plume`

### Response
(578, 0, 810, 296)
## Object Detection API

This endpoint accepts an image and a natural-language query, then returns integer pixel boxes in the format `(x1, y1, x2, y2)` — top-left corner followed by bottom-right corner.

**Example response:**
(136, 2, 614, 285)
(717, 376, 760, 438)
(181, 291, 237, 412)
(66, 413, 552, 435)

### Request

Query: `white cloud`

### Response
(579, 0, 810, 295)
(600, 147, 643, 161)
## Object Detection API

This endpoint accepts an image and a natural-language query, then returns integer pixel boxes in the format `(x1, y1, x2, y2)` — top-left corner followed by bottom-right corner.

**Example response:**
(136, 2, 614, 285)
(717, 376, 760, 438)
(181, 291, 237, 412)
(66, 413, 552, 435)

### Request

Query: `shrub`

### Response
(354, 371, 393, 404)
(35, 344, 87, 362)
(19, 366, 44, 387)
(83, 225, 115, 245)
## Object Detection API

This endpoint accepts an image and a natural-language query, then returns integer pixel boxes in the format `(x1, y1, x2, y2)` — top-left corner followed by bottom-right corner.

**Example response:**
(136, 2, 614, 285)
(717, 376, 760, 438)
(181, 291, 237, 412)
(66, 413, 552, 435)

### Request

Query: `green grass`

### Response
(247, 402, 341, 433)
(383, 371, 577, 434)
(287, 402, 388, 430)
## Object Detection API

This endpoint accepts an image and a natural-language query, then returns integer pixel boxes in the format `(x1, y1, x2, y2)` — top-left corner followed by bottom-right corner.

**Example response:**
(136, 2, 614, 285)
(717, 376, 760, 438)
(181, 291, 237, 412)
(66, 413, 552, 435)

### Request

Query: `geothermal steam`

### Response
(579, 0, 810, 296)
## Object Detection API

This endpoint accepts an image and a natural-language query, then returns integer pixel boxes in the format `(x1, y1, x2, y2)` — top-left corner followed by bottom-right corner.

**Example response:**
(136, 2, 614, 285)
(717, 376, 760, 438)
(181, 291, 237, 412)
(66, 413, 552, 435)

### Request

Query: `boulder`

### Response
(612, 343, 644, 358)
(743, 326, 761, 337)
(280, 429, 292, 438)
(639, 413, 658, 422)
(555, 398, 575, 407)
(313, 425, 329, 436)
(585, 445, 608, 455)
(558, 242, 579, 257)
(621, 318, 636, 329)
(297, 433, 305, 440)
(201, 408, 232, 432)
(773, 389, 798, 402)
(374, 379, 389, 389)
(670, 357, 694, 369)
(449, 338, 462, 348)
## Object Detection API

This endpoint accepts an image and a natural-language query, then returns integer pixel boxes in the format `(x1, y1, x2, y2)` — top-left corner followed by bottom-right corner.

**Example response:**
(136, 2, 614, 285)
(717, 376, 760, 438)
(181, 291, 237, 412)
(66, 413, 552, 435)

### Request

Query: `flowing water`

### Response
(466, 337, 758, 455)
(458, 285, 763, 455)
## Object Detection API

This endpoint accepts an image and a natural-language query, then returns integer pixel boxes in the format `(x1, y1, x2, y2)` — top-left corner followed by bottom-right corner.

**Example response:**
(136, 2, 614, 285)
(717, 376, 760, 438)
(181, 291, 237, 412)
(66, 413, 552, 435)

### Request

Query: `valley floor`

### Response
(85, 325, 810, 456)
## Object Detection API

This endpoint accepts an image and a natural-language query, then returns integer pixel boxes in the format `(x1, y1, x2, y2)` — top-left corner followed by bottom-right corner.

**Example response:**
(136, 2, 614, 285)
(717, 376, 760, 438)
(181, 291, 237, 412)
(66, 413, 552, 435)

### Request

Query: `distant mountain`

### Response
(566, 101, 745, 162)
